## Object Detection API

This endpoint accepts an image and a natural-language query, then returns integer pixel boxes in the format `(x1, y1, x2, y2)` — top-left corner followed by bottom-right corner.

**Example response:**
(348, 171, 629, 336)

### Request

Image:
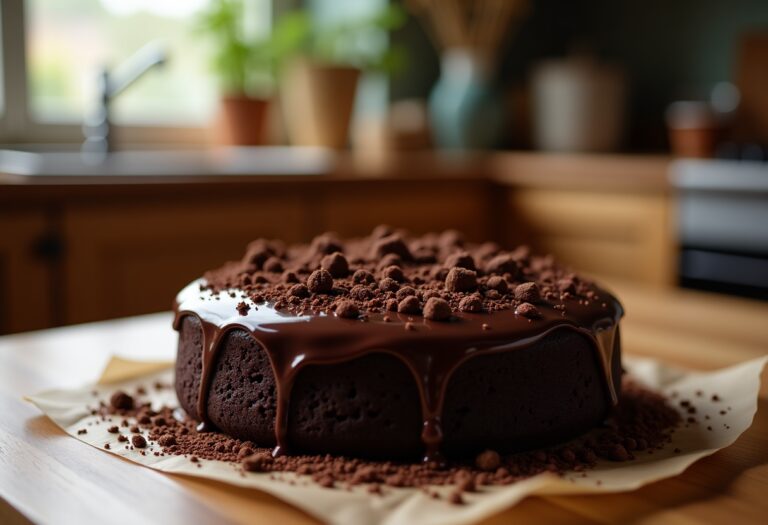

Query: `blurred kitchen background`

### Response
(1, 0, 768, 334)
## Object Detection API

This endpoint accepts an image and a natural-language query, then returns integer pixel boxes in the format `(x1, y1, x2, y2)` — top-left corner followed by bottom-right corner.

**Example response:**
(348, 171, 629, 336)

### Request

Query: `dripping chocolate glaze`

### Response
(173, 280, 622, 463)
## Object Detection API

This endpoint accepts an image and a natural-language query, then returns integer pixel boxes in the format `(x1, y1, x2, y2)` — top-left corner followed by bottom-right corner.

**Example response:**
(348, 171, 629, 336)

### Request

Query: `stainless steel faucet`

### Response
(82, 42, 167, 158)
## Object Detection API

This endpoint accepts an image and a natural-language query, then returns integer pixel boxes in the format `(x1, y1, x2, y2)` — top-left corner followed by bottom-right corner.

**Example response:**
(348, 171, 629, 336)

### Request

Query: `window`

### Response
(0, 0, 381, 146)
(27, 0, 217, 126)
(0, 0, 273, 144)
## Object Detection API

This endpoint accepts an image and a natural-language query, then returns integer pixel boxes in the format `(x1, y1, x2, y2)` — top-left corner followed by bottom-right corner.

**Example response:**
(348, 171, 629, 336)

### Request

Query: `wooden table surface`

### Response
(1, 282, 766, 525)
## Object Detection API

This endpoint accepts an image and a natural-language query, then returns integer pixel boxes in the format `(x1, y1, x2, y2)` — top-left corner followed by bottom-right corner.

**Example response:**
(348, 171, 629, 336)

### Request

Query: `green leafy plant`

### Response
(197, 0, 273, 96)
(198, 1, 407, 96)
(269, 4, 407, 73)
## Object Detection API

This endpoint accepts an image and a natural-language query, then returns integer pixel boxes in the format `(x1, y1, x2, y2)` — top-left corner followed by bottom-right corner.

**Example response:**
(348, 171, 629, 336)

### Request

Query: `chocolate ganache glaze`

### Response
(173, 227, 623, 463)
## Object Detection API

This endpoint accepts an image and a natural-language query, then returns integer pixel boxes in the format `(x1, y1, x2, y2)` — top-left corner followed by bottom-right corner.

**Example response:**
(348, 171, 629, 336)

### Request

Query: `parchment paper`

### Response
(27, 355, 767, 525)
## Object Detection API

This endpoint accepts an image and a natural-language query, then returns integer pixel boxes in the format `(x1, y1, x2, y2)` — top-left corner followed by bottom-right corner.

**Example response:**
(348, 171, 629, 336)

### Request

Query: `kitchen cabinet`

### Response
(495, 152, 674, 288)
(317, 180, 494, 241)
(62, 195, 310, 324)
(506, 188, 675, 287)
(0, 151, 674, 333)
(54, 178, 494, 325)
(0, 210, 57, 333)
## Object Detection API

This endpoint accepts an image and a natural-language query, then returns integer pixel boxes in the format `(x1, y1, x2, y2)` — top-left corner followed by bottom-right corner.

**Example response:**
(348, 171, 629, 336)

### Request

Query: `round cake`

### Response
(173, 227, 623, 462)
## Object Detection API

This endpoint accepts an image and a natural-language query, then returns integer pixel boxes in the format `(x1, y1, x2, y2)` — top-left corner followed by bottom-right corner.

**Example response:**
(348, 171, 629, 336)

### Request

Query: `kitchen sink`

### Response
(0, 146, 333, 177)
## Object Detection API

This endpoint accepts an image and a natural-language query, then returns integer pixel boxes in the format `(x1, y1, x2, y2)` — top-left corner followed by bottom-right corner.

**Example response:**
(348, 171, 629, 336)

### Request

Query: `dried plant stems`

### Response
(407, 0, 528, 62)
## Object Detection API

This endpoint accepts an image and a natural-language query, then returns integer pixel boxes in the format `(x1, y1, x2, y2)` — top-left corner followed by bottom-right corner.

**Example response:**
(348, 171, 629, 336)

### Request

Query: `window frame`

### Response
(0, 0, 207, 146)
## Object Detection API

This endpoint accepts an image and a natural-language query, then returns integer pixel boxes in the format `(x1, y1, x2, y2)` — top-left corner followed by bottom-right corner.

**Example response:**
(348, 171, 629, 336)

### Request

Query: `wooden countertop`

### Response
(1, 282, 764, 525)
(491, 152, 671, 193)
(0, 151, 671, 206)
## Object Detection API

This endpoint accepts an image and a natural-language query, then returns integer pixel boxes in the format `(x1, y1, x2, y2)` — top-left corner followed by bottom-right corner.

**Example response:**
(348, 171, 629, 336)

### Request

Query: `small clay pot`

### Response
(214, 95, 270, 146)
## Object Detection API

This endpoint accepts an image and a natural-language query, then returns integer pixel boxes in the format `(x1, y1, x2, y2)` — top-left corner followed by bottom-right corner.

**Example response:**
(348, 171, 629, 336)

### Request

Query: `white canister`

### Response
(531, 57, 626, 152)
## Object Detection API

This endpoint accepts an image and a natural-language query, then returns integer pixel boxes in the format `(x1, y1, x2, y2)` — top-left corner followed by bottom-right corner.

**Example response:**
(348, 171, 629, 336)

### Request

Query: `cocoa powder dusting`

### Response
(94, 378, 681, 502)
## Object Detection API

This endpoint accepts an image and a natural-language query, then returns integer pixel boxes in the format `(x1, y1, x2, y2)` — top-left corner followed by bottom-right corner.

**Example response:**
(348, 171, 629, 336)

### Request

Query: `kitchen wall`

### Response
(391, 0, 768, 151)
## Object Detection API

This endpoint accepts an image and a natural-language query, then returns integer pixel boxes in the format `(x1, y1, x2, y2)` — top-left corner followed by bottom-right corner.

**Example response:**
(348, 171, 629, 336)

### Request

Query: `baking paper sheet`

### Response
(27, 355, 767, 525)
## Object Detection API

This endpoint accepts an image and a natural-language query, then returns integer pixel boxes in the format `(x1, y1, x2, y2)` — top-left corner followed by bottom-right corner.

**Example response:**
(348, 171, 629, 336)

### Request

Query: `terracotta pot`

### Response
(668, 127, 720, 158)
(665, 102, 719, 158)
(281, 58, 360, 149)
(214, 95, 270, 146)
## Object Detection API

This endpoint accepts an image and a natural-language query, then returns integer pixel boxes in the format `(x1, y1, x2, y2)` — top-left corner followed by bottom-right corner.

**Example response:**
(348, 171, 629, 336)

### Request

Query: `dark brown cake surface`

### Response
(173, 227, 623, 462)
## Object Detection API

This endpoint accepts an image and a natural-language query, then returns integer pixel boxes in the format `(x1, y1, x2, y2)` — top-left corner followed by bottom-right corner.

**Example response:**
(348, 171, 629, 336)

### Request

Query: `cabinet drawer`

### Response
(506, 188, 675, 287)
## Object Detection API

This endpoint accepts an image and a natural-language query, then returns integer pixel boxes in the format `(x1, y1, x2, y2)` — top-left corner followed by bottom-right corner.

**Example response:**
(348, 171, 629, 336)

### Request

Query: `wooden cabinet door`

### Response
(63, 196, 308, 324)
(506, 188, 676, 287)
(0, 211, 56, 334)
(317, 180, 493, 242)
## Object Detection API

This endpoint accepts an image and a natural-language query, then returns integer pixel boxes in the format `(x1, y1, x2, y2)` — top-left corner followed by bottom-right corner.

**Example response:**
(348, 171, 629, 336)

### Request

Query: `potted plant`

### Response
(272, 6, 406, 149)
(198, 0, 274, 146)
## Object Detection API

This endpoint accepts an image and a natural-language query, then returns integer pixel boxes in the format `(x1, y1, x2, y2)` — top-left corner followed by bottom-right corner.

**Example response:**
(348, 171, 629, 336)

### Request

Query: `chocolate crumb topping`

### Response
(475, 450, 501, 471)
(514, 282, 540, 303)
(353, 269, 375, 284)
(110, 391, 134, 411)
(321, 252, 349, 278)
(515, 302, 542, 319)
(307, 269, 334, 294)
(236, 301, 250, 316)
(423, 297, 452, 321)
(282, 270, 300, 284)
(335, 300, 360, 320)
(397, 295, 421, 315)
(201, 227, 607, 320)
(445, 267, 478, 293)
(396, 286, 417, 301)
(372, 234, 412, 261)
(379, 277, 399, 293)
(263, 257, 284, 273)
(486, 276, 508, 294)
(485, 254, 518, 276)
(444, 251, 476, 270)
(289, 283, 309, 298)
(458, 295, 483, 313)
(381, 265, 406, 282)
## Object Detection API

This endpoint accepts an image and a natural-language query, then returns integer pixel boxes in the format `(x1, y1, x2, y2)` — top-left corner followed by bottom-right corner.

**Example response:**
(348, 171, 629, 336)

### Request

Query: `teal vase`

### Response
(428, 49, 504, 150)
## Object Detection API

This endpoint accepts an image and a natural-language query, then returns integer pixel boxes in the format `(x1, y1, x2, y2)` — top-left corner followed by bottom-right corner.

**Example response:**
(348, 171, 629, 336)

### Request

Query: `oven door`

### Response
(672, 159, 768, 300)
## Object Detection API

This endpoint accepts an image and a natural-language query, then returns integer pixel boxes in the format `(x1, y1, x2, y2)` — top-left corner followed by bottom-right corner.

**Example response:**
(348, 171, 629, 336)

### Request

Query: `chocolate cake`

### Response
(173, 227, 623, 463)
